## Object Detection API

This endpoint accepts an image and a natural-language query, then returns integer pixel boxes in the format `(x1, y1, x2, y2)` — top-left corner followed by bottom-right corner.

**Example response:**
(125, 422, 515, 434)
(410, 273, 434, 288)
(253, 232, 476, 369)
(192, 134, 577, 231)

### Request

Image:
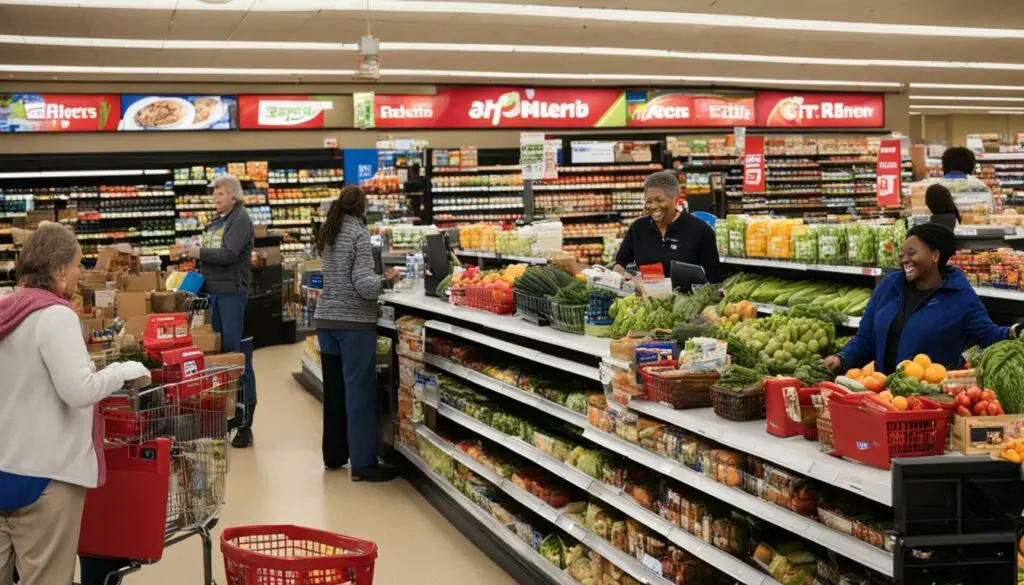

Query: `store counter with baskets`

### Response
(380, 290, 1022, 585)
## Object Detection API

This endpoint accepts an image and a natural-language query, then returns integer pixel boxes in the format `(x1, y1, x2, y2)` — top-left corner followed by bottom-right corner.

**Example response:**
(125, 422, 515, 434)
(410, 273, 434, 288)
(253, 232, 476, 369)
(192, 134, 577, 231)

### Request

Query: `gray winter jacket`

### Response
(199, 203, 254, 295)
(314, 214, 381, 330)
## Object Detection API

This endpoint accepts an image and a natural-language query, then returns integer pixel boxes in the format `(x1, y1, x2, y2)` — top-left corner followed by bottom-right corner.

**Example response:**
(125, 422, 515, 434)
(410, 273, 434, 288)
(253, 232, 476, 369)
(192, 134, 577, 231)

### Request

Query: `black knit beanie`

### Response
(907, 223, 956, 268)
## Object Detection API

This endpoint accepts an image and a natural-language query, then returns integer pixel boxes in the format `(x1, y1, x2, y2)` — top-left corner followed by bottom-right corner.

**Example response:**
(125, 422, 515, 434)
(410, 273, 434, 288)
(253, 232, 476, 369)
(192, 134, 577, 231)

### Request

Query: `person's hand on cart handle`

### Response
(384, 267, 403, 283)
(823, 355, 843, 372)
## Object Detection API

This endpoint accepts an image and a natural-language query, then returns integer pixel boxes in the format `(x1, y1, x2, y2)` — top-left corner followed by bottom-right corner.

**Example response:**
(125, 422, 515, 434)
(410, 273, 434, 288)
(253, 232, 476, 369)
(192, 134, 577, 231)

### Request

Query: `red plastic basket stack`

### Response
(827, 393, 952, 470)
(638, 360, 718, 409)
(221, 525, 377, 585)
(451, 284, 515, 315)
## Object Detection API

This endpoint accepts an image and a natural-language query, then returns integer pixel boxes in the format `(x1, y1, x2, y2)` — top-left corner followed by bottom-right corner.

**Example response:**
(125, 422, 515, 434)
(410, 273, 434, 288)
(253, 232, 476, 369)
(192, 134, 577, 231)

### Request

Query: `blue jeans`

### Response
(316, 328, 378, 470)
(211, 293, 256, 427)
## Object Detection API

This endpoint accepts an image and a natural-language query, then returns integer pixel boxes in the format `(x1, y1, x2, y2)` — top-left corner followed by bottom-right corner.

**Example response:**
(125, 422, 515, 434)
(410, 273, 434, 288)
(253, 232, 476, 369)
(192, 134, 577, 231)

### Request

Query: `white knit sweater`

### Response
(0, 305, 133, 488)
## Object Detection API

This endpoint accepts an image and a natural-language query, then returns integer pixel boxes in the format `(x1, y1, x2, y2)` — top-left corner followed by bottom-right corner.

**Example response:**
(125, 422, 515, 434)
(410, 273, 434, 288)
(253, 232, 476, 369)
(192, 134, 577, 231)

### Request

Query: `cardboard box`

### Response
(150, 291, 180, 314)
(115, 291, 151, 319)
(191, 331, 221, 354)
(93, 289, 117, 308)
(120, 272, 162, 293)
(205, 352, 246, 417)
(122, 315, 150, 342)
(255, 247, 283, 266)
(951, 414, 1024, 455)
(95, 247, 140, 273)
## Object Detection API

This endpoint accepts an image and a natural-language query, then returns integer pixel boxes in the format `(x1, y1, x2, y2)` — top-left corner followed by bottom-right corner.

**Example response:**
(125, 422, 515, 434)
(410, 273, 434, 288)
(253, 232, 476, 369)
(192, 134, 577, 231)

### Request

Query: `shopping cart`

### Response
(221, 525, 378, 585)
(79, 364, 242, 585)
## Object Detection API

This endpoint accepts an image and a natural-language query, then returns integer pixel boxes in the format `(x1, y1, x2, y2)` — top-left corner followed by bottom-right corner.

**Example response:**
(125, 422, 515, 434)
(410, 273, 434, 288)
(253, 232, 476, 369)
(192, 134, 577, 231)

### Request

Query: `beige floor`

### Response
(138, 342, 516, 585)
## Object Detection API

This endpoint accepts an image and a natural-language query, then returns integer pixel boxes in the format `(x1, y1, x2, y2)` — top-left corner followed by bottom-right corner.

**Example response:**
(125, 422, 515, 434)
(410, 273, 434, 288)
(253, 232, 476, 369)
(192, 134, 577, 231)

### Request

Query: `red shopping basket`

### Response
(827, 393, 951, 470)
(221, 525, 378, 585)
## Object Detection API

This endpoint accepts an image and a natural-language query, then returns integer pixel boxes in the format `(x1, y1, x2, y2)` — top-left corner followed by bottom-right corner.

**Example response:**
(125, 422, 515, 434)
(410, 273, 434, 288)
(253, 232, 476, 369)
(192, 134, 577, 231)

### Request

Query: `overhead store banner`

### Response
(0, 94, 119, 133)
(876, 139, 902, 206)
(626, 90, 755, 127)
(743, 135, 766, 193)
(756, 92, 885, 128)
(119, 95, 237, 131)
(239, 95, 336, 130)
(372, 87, 627, 129)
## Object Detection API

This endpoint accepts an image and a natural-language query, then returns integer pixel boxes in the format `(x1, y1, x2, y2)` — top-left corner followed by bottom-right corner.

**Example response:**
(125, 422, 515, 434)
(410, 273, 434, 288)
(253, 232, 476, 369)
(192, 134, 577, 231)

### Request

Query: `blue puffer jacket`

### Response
(838, 267, 1008, 370)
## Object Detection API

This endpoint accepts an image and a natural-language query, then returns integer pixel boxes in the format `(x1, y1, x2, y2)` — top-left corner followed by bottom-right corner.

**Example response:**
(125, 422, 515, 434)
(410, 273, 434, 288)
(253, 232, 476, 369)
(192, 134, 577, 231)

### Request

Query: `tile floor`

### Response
(136, 342, 516, 585)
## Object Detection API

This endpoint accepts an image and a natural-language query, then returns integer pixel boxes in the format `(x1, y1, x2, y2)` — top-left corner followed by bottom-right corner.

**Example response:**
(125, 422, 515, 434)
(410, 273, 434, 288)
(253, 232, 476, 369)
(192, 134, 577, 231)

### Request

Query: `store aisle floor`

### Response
(141, 342, 517, 585)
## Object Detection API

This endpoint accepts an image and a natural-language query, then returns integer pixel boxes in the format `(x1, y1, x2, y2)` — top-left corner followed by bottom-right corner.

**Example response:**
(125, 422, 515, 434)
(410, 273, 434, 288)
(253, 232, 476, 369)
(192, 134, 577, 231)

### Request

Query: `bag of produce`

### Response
(714, 221, 730, 257)
(745, 218, 769, 258)
(727, 216, 747, 258)
(875, 220, 905, 269)
(816, 225, 847, 266)
(846, 224, 877, 266)
(768, 218, 799, 259)
(790, 225, 818, 264)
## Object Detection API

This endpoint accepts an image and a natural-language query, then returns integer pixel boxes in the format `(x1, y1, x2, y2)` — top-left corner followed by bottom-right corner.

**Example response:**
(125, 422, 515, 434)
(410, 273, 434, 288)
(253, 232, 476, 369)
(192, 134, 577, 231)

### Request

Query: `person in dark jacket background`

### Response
(925, 184, 961, 231)
(825, 223, 1018, 373)
(613, 171, 723, 284)
(185, 174, 256, 448)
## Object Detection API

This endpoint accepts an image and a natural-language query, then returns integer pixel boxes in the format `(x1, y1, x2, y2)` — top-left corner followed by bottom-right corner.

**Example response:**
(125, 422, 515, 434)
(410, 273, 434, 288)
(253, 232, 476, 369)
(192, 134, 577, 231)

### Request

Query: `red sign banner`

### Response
(1, 94, 119, 133)
(372, 87, 626, 129)
(238, 95, 332, 130)
(627, 92, 755, 127)
(876, 139, 902, 207)
(743, 135, 766, 193)
(755, 92, 885, 128)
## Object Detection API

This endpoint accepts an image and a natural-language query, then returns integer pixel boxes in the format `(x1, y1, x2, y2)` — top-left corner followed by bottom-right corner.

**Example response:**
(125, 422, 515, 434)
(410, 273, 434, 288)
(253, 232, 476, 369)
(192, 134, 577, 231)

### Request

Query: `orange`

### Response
(863, 362, 875, 376)
(892, 396, 909, 411)
(897, 360, 912, 371)
(904, 362, 925, 381)
(924, 364, 948, 384)
(877, 390, 894, 403)
(846, 368, 863, 381)
(913, 354, 933, 368)
(862, 376, 885, 393)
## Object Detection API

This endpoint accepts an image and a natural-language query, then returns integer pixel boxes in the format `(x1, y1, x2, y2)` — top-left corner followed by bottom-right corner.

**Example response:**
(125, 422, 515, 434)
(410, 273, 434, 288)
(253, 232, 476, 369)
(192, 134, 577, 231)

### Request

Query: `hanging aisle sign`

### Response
(876, 139, 902, 207)
(756, 92, 885, 128)
(743, 135, 766, 193)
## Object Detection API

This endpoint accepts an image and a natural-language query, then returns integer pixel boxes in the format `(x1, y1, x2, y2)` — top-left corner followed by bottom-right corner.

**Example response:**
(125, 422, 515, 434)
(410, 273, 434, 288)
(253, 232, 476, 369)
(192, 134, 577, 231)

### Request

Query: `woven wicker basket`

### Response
(710, 385, 767, 421)
(645, 369, 720, 409)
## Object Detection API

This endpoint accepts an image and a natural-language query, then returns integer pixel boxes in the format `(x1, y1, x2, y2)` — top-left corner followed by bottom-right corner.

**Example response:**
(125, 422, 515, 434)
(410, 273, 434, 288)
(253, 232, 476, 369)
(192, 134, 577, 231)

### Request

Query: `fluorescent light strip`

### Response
(912, 82, 1024, 91)
(910, 95, 1024, 102)
(4, 34, 1024, 71)
(0, 169, 156, 179)
(3, 0, 1024, 40)
(911, 105, 1024, 111)
(0, 63, 901, 88)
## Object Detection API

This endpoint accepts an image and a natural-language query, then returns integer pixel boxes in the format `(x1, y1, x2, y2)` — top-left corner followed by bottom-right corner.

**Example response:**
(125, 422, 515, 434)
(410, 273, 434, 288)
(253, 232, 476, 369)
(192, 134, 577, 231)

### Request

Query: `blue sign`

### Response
(344, 149, 379, 185)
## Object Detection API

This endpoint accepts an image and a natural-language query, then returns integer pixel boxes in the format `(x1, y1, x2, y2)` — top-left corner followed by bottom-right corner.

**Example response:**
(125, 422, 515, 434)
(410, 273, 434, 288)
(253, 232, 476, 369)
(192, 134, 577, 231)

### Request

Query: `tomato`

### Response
(956, 405, 973, 417)
(981, 389, 997, 402)
(973, 400, 990, 416)
(994, 405, 1006, 416)
(956, 393, 973, 407)
(988, 402, 1002, 416)
(967, 387, 983, 402)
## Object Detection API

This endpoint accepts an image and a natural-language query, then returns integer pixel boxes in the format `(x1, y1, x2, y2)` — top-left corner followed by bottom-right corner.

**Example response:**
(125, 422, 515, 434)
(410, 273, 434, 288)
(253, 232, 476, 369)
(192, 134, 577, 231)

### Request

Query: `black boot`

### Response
(232, 426, 253, 448)
(321, 353, 349, 468)
(352, 462, 396, 482)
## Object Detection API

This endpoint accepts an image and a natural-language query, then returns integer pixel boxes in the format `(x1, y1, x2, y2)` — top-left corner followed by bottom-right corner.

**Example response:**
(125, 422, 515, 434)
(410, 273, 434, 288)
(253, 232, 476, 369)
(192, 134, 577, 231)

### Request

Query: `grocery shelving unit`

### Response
(381, 291, 909, 583)
(425, 147, 524, 227)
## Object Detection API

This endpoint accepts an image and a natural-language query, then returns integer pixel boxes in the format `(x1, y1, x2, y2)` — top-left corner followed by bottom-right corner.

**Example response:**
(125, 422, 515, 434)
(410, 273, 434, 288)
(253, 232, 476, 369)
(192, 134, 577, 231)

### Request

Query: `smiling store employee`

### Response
(613, 170, 724, 283)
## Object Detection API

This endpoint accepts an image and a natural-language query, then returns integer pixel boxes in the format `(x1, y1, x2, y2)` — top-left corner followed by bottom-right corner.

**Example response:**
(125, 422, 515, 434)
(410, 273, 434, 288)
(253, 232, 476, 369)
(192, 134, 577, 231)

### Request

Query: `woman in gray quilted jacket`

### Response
(314, 186, 399, 482)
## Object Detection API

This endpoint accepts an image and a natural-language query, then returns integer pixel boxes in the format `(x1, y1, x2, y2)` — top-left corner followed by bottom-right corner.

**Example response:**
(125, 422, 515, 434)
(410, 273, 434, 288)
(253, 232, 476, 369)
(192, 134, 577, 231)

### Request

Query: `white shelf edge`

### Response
(300, 355, 322, 382)
(395, 442, 580, 585)
(628, 400, 892, 507)
(425, 355, 587, 428)
(425, 319, 601, 382)
(435, 405, 778, 585)
(377, 319, 397, 330)
(414, 422, 677, 585)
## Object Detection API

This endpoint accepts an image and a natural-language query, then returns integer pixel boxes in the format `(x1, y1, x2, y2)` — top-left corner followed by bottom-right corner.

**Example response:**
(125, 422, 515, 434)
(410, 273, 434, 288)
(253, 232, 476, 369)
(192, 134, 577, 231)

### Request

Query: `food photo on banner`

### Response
(625, 90, 756, 127)
(119, 95, 238, 131)
(0, 93, 120, 133)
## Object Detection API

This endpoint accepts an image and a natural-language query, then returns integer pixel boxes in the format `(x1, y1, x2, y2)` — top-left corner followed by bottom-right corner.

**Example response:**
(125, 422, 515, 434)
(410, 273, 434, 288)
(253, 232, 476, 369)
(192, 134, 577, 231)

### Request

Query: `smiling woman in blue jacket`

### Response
(825, 223, 1019, 373)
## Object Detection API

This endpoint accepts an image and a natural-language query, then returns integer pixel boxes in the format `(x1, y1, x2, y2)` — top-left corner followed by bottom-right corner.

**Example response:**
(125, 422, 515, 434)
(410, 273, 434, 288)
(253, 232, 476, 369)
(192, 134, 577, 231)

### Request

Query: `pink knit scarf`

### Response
(0, 287, 107, 485)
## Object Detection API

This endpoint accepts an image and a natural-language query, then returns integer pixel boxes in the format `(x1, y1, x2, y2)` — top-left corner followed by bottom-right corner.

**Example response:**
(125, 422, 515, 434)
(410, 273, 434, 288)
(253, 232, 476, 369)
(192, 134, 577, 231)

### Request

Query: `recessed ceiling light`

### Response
(2, 0, 1023, 39)
(0, 63, 901, 88)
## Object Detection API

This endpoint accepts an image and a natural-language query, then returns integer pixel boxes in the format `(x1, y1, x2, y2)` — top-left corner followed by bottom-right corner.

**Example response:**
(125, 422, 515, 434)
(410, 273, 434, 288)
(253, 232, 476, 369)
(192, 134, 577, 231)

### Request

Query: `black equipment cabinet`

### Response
(892, 456, 1024, 585)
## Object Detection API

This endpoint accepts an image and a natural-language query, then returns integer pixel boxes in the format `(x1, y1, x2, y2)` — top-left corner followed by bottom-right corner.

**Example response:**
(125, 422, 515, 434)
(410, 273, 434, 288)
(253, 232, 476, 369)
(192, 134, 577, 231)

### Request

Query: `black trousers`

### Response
(320, 352, 349, 468)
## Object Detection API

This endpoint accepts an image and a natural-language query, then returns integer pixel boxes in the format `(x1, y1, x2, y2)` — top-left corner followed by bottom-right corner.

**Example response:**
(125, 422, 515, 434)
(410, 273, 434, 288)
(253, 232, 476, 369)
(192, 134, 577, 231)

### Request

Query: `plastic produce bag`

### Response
(875, 220, 905, 269)
(727, 216, 747, 258)
(791, 226, 818, 263)
(816, 226, 847, 266)
(715, 221, 730, 257)
(745, 218, 769, 258)
(847, 224, 877, 266)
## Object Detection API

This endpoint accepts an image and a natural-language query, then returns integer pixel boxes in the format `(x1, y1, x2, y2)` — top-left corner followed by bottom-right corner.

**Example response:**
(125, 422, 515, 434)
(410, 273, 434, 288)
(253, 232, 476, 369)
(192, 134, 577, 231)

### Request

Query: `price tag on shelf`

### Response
(660, 462, 676, 476)
(958, 228, 978, 237)
(641, 553, 664, 577)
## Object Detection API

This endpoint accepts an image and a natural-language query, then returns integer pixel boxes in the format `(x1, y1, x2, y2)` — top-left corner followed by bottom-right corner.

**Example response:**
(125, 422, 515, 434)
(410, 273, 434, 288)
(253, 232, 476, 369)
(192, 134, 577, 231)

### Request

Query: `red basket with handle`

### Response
(827, 393, 952, 470)
(463, 284, 515, 315)
(222, 525, 377, 585)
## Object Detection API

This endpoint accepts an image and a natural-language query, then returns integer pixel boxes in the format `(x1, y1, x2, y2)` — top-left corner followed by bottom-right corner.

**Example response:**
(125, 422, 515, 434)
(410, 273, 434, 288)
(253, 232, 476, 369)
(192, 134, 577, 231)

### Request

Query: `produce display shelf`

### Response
(974, 287, 1024, 301)
(754, 302, 862, 328)
(425, 320, 601, 382)
(428, 354, 892, 575)
(454, 250, 548, 265)
(424, 355, 587, 427)
(381, 291, 611, 359)
(395, 442, 581, 585)
(267, 178, 344, 185)
(627, 401, 892, 506)
(431, 186, 523, 193)
(534, 184, 644, 192)
(435, 406, 780, 585)
(721, 257, 885, 277)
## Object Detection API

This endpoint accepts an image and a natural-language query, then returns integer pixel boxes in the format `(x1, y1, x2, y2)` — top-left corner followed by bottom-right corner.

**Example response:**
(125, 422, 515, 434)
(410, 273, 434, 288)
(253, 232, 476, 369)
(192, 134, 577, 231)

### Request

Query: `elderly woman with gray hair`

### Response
(183, 173, 257, 447)
(0, 223, 149, 585)
(612, 170, 723, 283)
